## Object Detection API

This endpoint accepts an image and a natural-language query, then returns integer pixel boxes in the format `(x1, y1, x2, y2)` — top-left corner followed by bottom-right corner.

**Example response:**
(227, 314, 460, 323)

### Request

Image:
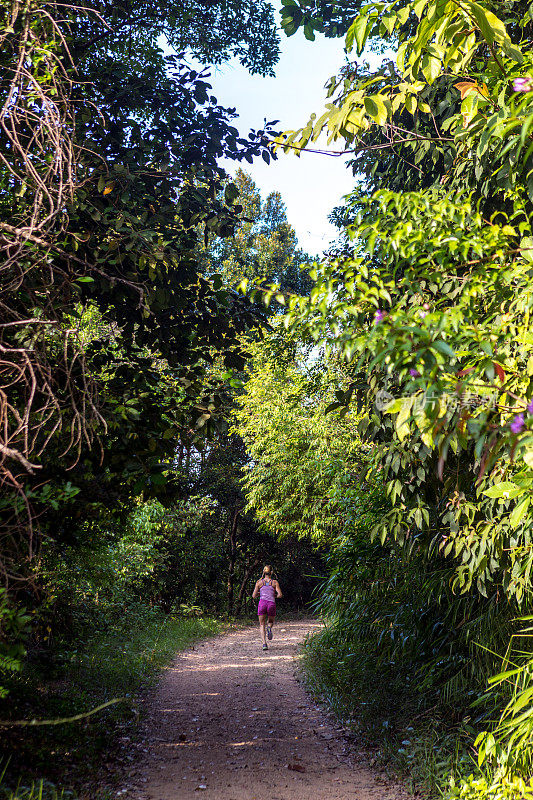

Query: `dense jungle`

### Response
(3, 0, 533, 798)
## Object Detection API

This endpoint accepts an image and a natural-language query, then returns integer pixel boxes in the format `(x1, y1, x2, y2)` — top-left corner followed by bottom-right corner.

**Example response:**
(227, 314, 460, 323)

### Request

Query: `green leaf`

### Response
(510, 497, 530, 528)
(405, 93, 417, 115)
(364, 95, 388, 125)
(432, 339, 455, 357)
(385, 398, 405, 414)
(501, 40, 524, 63)
(224, 183, 240, 204)
(421, 54, 441, 84)
(488, 667, 522, 684)
(469, 3, 509, 46)
(381, 11, 396, 34)
(521, 236, 533, 263)
(524, 448, 533, 468)
(303, 22, 315, 41)
(413, 0, 428, 17)
(346, 15, 369, 55)
(483, 481, 522, 499)
(396, 398, 413, 441)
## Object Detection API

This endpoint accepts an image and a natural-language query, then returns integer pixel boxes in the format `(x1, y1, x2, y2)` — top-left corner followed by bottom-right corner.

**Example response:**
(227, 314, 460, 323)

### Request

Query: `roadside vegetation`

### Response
(0, 3, 321, 795)
(2, 608, 221, 797)
(5, 0, 533, 798)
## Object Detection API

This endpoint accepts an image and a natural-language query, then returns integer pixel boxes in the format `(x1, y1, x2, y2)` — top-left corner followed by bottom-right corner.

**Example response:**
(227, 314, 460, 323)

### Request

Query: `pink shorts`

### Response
(258, 600, 276, 617)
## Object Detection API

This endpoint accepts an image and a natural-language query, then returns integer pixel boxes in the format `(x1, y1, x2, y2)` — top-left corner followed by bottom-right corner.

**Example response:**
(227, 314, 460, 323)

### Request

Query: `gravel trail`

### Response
(124, 619, 414, 800)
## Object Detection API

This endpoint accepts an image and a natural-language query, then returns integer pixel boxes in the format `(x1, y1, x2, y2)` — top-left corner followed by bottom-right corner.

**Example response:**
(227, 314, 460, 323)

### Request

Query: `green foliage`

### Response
(206, 169, 315, 303)
(1, 605, 221, 792)
(279, 0, 361, 39)
(189, 430, 325, 614)
(167, 0, 280, 74)
(36, 498, 224, 626)
(0, 591, 31, 699)
(0, 0, 278, 593)
(281, 187, 533, 606)
(0, 779, 75, 800)
(261, 0, 533, 793)
(234, 330, 369, 542)
(448, 773, 533, 799)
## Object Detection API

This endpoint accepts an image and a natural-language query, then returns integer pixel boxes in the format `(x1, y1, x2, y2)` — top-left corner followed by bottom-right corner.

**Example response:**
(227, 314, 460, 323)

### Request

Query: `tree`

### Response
(189, 419, 325, 614)
(279, 1, 362, 39)
(273, 0, 533, 602)
(205, 169, 315, 301)
(0, 0, 280, 685)
(234, 328, 368, 543)
(256, 0, 533, 791)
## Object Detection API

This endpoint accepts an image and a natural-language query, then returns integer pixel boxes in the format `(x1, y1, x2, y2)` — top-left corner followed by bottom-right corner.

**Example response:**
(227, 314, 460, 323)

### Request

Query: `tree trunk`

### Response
(227, 506, 240, 615)
(235, 556, 260, 616)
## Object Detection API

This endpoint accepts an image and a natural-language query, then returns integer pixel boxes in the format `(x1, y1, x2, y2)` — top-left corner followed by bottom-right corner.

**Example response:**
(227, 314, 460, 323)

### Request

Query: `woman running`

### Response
(252, 565, 282, 650)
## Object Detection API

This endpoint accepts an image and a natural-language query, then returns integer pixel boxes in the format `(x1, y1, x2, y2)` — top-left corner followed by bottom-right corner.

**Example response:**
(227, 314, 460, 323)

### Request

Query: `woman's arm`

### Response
(252, 580, 261, 600)
(274, 580, 283, 598)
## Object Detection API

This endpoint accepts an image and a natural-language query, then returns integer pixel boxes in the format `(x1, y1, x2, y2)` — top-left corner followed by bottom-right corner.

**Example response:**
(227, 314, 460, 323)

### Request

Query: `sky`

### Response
(189, 29, 356, 255)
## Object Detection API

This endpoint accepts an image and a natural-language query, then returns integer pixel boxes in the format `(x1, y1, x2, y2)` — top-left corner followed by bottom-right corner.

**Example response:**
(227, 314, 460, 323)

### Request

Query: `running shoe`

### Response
(267, 625, 273, 640)
(262, 643, 268, 650)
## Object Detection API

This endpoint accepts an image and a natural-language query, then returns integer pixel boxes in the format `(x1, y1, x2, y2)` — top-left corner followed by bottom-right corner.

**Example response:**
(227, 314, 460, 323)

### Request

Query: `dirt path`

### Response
(122, 620, 414, 800)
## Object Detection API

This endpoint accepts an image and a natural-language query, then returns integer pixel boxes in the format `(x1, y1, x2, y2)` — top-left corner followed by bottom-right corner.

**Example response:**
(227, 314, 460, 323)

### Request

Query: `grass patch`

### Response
(1, 603, 222, 798)
(300, 623, 477, 798)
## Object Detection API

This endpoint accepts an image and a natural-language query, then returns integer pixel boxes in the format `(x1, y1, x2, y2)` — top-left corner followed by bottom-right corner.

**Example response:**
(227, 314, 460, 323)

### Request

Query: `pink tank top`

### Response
(259, 579, 276, 603)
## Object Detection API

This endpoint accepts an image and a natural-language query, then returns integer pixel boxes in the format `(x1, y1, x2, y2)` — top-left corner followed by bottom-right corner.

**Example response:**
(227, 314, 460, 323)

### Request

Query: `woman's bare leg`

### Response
(259, 614, 267, 645)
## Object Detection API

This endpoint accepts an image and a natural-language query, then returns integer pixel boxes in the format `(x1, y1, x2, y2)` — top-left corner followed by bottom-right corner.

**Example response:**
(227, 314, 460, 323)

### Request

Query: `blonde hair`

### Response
(261, 564, 278, 581)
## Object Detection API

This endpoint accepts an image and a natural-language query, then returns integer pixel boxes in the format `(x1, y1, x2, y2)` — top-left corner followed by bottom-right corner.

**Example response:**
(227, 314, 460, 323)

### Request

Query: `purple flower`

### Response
(513, 77, 533, 93)
(419, 311, 427, 318)
(374, 310, 386, 324)
(528, 399, 533, 415)
(511, 413, 525, 434)
(409, 368, 421, 378)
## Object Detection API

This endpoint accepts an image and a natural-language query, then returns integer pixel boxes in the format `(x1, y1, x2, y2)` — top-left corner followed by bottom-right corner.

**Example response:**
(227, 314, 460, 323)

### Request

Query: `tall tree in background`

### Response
(207, 169, 315, 300)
